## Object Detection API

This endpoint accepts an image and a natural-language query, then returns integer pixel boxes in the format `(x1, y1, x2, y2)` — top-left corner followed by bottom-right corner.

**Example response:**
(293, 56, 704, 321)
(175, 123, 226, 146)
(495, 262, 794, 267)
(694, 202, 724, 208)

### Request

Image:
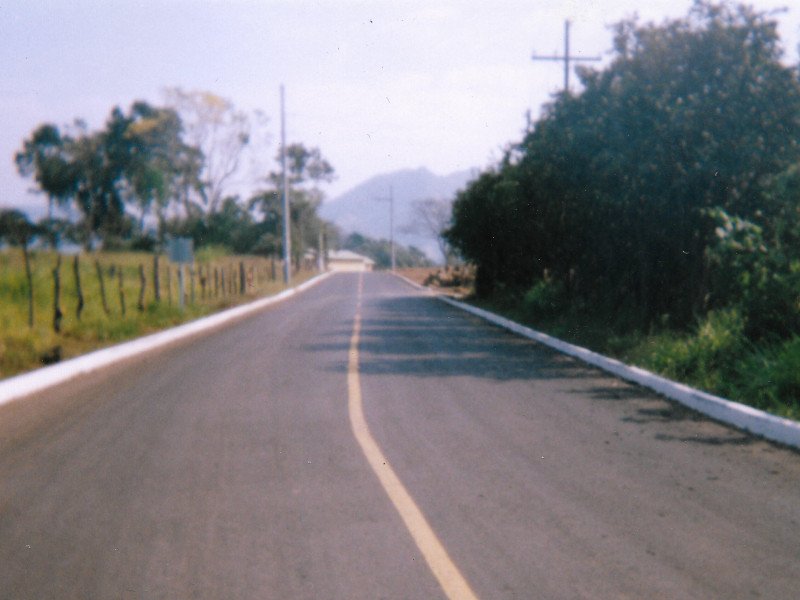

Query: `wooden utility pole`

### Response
(317, 225, 326, 272)
(280, 85, 291, 284)
(376, 186, 395, 272)
(531, 20, 601, 93)
(389, 185, 395, 272)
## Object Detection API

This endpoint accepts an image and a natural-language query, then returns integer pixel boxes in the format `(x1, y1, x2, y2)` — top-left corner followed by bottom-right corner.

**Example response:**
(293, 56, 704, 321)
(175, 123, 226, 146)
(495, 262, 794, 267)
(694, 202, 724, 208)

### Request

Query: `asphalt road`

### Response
(1, 272, 799, 599)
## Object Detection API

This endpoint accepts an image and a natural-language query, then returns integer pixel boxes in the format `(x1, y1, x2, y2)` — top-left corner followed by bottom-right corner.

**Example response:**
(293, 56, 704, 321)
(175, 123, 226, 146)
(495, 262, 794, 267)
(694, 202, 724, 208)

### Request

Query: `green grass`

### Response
(0, 249, 313, 379)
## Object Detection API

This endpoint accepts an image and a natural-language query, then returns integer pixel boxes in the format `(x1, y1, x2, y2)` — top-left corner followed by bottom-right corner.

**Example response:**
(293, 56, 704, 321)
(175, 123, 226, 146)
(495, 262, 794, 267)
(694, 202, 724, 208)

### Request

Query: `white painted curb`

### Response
(395, 273, 800, 449)
(439, 296, 800, 449)
(0, 272, 332, 407)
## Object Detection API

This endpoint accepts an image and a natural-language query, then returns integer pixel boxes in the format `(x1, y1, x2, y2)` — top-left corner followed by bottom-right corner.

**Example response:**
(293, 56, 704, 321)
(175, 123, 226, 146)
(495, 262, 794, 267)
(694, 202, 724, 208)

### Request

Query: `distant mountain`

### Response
(320, 167, 477, 263)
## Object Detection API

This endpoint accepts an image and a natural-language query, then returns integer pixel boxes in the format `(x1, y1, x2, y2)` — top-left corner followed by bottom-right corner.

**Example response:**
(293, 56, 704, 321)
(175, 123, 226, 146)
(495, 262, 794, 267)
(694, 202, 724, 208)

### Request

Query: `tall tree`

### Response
(163, 88, 261, 214)
(406, 197, 455, 264)
(68, 115, 130, 248)
(121, 101, 202, 237)
(448, 1, 800, 330)
(0, 210, 40, 327)
(17, 102, 203, 249)
(252, 143, 336, 265)
(15, 124, 76, 220)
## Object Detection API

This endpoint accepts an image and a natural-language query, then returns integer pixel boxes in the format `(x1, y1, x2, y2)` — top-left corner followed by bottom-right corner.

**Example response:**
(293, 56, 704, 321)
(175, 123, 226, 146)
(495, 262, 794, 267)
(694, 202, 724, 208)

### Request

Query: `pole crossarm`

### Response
(531, 20, 601, 92)
(531, 55, 600, 62)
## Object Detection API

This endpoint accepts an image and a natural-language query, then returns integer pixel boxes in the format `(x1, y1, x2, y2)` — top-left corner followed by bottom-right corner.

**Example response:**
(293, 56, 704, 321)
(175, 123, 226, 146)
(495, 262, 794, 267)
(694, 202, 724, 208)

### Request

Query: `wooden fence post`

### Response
(52, 254, 63, 333)
(95, 259, 110, 316)
(73, 255, 84, 321)
(118, 265, 126, 316)
(22, 246, 34, 328)
(200, 265, 207, 300)
(167, 265, 172, 307)
(138, 264, 146, 312)
(153, 254, 160, 302)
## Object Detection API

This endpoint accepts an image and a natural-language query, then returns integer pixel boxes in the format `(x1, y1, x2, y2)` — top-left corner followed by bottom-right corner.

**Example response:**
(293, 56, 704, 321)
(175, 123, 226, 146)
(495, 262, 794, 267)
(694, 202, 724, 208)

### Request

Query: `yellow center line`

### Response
(347, 273, 479, 600)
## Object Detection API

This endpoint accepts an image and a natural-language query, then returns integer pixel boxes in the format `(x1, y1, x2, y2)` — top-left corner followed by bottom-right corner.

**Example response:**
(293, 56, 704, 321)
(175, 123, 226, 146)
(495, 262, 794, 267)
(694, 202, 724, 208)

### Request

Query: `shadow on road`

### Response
(304, 291, 772, 448)
(304, 294, 591, 382)
(622, 405, 705, 424)
(653, 433, 755, 446)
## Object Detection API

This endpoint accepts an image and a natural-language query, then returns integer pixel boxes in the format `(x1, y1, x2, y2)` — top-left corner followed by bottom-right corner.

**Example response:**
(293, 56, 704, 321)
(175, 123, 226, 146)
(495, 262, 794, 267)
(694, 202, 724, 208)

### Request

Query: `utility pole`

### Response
(376, 185, 396, 272)
(389, 185, 395, 272)
(280, 85, 291, 284)
(317, 225, 325, 272)
(531, 20, 601, 93)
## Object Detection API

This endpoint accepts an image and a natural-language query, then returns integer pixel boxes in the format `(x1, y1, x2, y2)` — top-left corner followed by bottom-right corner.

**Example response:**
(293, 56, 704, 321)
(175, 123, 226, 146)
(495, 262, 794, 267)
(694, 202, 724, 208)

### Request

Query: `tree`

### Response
(246, 189, 283, 256)
(447, 1, 800, 332)
(15, 124, 76, 220)
(252, 143, 336, 266)
(406, 197, 455, 264)
(17, 102, 203, 249)
(120, 101, 203, 238)
(283, 144, 335, 190)
(0, 210, 40, 327)
(68, 115, 130, 248)
(342, 232, 433, 269)
(163, 88, 262, 214)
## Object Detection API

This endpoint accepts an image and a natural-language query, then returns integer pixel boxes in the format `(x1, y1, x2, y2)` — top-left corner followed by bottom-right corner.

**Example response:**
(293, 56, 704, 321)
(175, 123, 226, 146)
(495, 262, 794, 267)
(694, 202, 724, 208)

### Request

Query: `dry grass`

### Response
(397, 265, 475, 297)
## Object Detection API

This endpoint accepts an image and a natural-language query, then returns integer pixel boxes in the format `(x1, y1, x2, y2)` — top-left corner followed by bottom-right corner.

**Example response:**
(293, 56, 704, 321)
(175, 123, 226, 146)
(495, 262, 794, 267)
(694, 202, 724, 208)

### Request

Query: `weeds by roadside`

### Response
(445, 276, 800, 421)
(0, 249, 310, 379)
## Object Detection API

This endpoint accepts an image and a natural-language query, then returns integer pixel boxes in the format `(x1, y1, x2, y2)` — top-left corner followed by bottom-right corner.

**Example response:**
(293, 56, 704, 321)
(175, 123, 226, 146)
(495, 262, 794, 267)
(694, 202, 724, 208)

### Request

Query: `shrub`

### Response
(522, 279, 565, 319)
(733, 337, 800, 418)
(772, 338, 800, 407)
(645, 309, 747, 389)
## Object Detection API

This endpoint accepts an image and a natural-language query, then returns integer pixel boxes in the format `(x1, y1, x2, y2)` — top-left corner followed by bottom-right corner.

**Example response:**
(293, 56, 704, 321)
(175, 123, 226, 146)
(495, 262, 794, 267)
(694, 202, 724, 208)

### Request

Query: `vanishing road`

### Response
(1, 272, 799, 599)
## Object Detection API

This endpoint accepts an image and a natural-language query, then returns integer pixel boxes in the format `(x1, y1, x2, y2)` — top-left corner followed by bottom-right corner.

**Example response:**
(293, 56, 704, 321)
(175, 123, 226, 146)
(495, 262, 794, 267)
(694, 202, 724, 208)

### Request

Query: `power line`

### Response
(531, 20, 601, 93)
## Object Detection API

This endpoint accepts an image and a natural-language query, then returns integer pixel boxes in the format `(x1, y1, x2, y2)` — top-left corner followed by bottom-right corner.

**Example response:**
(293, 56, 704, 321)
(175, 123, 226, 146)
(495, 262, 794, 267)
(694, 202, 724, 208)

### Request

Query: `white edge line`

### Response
(0, 272, 333, 407)
(394, 274, 800, 450)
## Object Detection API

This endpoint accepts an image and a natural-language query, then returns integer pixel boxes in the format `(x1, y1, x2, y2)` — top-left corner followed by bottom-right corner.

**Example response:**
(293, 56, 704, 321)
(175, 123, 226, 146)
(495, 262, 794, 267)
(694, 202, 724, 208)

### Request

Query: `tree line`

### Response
(10, 89, 336, 267)
(447, 1, 800, 341)
(9, 87, 438, 274)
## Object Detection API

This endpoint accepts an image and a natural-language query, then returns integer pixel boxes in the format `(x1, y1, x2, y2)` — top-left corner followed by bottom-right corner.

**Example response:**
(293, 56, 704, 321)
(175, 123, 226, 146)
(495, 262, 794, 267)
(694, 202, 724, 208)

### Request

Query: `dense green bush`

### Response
(447, 2, 800, 337)
(445, 2, 800, 416)
(729, 338, 800, 418)
(522, 279, 565, 319)
(644, 309, 747, 389)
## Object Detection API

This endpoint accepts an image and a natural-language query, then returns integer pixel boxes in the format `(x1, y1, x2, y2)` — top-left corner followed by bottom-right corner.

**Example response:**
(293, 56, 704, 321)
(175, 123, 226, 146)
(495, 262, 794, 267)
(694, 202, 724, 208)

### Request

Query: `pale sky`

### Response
(1, 0, 798, 213)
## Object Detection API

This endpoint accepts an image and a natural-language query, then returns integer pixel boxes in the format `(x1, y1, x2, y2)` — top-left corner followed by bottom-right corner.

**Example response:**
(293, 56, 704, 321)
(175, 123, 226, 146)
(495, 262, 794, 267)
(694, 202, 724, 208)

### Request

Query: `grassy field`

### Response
(0, 247, 313, 379)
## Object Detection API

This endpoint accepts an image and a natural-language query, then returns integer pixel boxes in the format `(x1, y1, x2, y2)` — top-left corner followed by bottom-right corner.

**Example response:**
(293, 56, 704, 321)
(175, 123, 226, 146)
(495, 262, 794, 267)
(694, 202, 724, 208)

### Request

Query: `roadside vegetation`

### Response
(342, 232, 433, 270)
(0, 246, 314, 378)
(473, 291, 800, 421)
(2, 89, 340, 378)
(4, 84, 438, 379)
(445, 2, 800, 419)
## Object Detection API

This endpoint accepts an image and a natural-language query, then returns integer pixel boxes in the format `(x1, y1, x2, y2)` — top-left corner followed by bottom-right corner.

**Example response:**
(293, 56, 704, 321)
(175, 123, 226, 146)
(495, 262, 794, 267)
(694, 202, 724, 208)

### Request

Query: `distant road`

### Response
(1, 272, 798, 599)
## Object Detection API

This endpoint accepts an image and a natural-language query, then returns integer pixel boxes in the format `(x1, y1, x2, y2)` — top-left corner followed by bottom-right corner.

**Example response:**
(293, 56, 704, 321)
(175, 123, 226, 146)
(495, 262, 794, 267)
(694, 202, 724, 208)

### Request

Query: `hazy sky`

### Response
(2, 0, 798, 212)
